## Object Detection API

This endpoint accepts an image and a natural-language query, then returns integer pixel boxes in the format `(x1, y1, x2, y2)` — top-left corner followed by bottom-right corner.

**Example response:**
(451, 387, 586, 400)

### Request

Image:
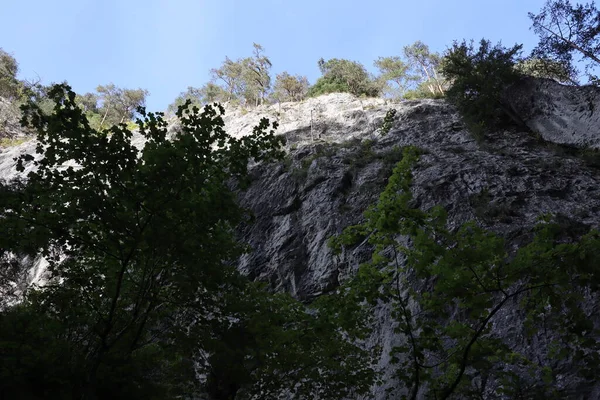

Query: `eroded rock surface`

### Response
(2, 92, 600, 398)
(236, 97, 600, 398)
(505, 77, 600, 148)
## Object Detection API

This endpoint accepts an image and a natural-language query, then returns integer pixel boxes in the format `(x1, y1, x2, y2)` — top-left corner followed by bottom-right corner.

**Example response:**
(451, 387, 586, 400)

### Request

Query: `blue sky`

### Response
(2, 0, 547, 111)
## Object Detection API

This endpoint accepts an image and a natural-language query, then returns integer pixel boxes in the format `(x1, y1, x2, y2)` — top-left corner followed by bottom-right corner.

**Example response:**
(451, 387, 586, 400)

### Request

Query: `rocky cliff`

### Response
(2, 87, 600, 398)
(231, 93, 600, 399)
(504, 77, 600, 148)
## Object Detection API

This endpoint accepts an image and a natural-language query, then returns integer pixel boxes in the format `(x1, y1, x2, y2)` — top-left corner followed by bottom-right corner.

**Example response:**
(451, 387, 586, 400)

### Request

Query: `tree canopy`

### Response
(403, 41, 447, 97)
(308, 58, 382, 97)
(3, 2, 600, 397)
(374, 56, 415, 98)
(441, 39, 524, 132)
(514, 57, 576, 83)
(0, 84, 376, 399)
(73, 84, 148, 130)
(207, 43, 274, 106)
(167, 83, 229, 114)
(0, 48, 20, 100)
(529, 0, 600, 83)
(272, 72, 309, 102)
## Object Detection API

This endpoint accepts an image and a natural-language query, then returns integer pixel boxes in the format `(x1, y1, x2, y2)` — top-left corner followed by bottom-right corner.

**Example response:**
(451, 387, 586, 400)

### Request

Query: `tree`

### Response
(0, 49, 23, 139)
(0, 84, 376, 399)
(167, 84, 229, 114)
(208, 44, 273, 107)
(307, 75, 351, 97)
(403, 41, 447, 96)
(330, 146, 600, 399)
(243, 43, 272, 106)
(198, 82, 229, 104)
(211, 57, 245, 102)
(529, 0, 600, 83)
(75, 92, 100, 113)
(515, 57, 577, 83)
(0, 48, 20, 100)
(120, 88, 148, 120)
(309, 58, 381, 97)
(95, 83, 148, 128)
(403, 79, 446, 100)
(374, 56, 415, 98)
(272, 71, 309, 102)
(441, 39, 525, 131)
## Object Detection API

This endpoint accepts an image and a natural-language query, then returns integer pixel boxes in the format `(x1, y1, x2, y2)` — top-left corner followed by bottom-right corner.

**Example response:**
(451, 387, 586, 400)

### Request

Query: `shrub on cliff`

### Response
(309, 58, 382, 98)
(441, 39, 524, 131)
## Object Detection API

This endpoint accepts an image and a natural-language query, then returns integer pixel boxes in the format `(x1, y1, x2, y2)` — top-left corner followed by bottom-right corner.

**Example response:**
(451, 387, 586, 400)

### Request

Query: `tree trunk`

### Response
(432, 69, 445, 95)
(539, 24, 600, 65)
(420, 64, 432, 81)
(427, 83, 436, 96)
(100, 107, 109, 129)
(420, 64, 437, 95)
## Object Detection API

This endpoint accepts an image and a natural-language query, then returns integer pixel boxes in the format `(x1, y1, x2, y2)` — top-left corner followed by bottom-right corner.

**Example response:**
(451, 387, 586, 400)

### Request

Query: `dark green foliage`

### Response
(344, 139, 375, 169)
(0, 84, 376, 399)
(0, 304, 85, 399)
(307, 75, 352, 97)
(378, 109, 397, 136)
(200, 283, 376, 399)
(529, 0, 600, 83)
(442, 39, 524, 131)
(309, 58, 382, 97)
(329, 146, 600, 399)
(0, 49, 57, 139)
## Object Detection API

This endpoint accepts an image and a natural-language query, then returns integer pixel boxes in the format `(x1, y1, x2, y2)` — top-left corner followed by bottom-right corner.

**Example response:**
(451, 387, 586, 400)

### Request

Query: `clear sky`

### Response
(1, 0, 547, 111)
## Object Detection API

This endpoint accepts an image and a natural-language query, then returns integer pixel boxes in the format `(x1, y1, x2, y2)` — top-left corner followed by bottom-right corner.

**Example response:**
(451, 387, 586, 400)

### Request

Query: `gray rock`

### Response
(2, 91, 600, 398)
(504, 77, 600, 148)
(236, 95, 600, 399)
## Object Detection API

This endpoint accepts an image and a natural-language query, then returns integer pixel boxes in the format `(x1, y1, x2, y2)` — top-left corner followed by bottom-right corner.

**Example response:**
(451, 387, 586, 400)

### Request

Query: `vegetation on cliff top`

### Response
(1, 1, 600, 398)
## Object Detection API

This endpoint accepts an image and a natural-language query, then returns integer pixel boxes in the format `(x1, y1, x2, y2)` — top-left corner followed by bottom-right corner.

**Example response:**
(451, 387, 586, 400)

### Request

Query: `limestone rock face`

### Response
(236, 96, 600, 399)
(2, 91, 600, 398)
(504, 77, 600, 148)
(221, 92, 388, 143)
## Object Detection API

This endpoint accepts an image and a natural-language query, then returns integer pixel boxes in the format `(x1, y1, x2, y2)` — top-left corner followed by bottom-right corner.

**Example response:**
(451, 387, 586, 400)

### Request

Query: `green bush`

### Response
(441, 39, 524, 130)
(308, 58, 382, 98)
(307, 76, 350, 97)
